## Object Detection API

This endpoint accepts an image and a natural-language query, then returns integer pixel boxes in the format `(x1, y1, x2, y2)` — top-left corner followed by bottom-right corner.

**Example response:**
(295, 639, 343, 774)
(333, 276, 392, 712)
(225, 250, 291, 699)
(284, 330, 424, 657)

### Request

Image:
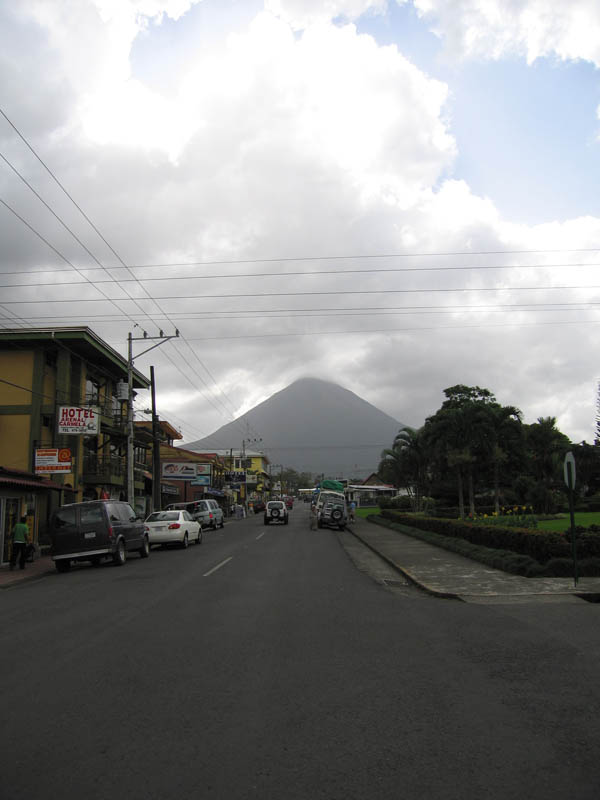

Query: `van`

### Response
(50, 500, 149, 572)
(165, 499, 224, 529)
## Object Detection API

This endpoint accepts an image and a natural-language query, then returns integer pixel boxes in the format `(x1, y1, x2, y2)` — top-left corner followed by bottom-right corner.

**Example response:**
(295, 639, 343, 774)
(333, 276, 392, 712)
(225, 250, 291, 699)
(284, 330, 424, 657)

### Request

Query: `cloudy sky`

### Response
(2, 0, 600, 461)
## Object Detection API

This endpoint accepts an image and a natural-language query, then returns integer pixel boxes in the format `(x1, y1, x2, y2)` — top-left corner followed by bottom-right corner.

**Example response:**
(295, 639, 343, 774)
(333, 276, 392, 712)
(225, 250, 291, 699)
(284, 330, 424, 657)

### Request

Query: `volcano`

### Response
(183, 377, 404, 479)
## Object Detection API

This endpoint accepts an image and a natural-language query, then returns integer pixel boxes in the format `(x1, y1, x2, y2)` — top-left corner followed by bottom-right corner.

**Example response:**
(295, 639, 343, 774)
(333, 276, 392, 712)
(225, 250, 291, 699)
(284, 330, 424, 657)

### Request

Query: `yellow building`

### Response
(0, 327, 150, 561)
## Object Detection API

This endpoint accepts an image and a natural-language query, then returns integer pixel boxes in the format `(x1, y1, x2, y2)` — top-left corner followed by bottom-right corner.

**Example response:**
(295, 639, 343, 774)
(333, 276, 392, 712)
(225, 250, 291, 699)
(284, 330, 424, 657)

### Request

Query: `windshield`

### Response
(268, 502, 284, 509)
(146, 511, 179, 521)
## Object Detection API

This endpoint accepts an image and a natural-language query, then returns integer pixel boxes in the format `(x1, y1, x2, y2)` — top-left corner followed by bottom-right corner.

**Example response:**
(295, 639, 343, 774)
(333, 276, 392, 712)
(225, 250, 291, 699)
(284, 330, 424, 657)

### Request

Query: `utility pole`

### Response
(127, 328, 179, 506)
(150, 366, 161, 512)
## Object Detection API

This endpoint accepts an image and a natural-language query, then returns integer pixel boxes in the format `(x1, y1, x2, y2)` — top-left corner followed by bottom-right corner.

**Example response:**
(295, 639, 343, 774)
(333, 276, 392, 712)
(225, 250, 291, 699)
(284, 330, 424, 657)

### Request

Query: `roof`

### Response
(0, 326, 150, 389)
(0, 467, 64, 492)
(135, 420, 183, 441)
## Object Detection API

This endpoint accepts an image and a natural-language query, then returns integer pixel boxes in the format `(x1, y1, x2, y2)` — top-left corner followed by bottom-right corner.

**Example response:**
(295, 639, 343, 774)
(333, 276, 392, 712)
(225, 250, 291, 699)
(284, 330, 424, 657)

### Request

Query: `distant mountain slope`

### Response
(183, 377, 405, 479)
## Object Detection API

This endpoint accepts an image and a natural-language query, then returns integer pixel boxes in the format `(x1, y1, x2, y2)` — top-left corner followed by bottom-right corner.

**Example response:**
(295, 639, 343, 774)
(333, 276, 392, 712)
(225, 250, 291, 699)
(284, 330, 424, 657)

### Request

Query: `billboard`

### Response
(58, 406, 100, 435)
(35, 448, 71, 474)
(162, 462, 197, 479)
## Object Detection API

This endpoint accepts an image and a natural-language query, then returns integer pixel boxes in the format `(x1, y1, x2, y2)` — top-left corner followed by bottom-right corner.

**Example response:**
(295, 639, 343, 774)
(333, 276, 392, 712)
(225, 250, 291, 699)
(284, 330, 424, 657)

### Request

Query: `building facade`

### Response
(0, 327, 150, 559)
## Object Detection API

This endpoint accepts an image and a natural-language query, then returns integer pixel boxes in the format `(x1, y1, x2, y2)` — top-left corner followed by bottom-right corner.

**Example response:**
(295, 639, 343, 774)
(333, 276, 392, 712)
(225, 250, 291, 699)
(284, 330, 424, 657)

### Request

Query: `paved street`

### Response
(3, 505, 600, 799)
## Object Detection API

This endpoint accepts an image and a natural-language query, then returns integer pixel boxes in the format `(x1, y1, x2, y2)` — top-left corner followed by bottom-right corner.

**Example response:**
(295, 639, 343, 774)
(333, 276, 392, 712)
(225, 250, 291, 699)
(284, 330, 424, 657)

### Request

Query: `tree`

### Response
(420, 385, 524, 517)
(525, 416, 571, 512)
(422, 386, 501, 517)
(379, 426, 427, 510)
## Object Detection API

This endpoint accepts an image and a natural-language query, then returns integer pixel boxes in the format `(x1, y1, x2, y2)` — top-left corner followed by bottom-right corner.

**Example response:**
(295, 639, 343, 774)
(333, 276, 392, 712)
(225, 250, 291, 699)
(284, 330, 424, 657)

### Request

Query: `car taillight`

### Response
(209, 513, 213, 519)
(144, 525, 149, 532)
(108, 526, 113, 538)
(168, 523, 181, 529)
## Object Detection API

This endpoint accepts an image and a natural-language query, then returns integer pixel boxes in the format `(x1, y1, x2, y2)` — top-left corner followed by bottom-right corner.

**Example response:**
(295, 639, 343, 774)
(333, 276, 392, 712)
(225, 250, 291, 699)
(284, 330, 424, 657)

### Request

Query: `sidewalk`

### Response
(350, 517, 600, 603)
(0, 556, 55, 589)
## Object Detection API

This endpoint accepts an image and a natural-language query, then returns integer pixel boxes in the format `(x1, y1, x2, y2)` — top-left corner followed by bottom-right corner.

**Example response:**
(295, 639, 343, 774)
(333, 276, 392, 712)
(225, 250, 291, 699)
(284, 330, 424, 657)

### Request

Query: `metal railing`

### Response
(83, 453, 126, 479)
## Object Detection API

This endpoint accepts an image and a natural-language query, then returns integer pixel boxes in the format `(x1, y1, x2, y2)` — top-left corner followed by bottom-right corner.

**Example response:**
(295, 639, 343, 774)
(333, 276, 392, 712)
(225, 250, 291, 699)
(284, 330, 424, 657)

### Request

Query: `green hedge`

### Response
(380, 510, 600, 564)
(370, 515, 600, 577)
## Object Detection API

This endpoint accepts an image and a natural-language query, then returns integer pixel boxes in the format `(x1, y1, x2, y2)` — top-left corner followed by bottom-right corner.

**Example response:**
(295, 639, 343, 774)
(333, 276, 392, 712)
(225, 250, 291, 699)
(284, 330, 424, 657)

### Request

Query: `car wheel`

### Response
(332, 509, 342, 522)
(139, 535, 150, 558)
(284, 518, 289, 525)
(112, 539, 126, 566)
(264, 518, 269, 525)
(197, 528, 203, 545)
(220, 518, 225, 529)
(181, 532, 189, 549)
(56, 559, 71, 573)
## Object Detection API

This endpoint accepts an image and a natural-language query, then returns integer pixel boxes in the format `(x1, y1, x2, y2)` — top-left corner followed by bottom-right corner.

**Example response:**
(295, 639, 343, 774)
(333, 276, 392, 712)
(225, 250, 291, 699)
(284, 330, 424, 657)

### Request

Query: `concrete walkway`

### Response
(350, 517, 600, 603)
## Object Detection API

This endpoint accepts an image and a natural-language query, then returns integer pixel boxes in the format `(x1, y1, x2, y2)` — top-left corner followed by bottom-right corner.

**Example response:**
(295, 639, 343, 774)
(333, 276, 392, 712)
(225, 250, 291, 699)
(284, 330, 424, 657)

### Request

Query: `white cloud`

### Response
(1, 0, 600, 450)
(401, 0, 600, 66)
(265, 0, 386, 30)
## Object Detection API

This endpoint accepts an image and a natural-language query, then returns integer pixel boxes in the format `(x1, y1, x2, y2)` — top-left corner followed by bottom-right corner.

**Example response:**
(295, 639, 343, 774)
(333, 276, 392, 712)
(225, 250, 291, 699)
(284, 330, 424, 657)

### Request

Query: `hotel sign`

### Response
(58, 406, 100, 435)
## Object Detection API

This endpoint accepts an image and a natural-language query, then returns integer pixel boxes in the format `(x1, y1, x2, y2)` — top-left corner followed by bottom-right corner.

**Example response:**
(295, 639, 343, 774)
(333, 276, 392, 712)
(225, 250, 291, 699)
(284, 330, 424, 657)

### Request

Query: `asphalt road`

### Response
(2, 505, 600, 799)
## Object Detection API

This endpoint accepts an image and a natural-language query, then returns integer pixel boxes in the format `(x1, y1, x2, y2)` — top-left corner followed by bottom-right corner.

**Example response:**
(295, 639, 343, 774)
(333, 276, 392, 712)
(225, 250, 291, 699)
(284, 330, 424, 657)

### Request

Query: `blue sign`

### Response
(190, 475, 210, 486)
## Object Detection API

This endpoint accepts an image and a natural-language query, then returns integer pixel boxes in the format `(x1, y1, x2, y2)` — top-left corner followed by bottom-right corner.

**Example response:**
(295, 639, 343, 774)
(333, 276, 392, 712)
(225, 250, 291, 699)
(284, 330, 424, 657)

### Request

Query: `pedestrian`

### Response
(309, 502, 318, 530)
(10, 515, 30, 571)
(349, 501, 356, 523)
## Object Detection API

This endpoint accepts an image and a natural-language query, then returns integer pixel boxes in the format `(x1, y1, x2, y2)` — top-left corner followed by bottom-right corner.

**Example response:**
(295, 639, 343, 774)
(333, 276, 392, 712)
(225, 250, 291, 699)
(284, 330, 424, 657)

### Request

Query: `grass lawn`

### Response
(537, 511, 600, 532)
(356, 506, 379, 519)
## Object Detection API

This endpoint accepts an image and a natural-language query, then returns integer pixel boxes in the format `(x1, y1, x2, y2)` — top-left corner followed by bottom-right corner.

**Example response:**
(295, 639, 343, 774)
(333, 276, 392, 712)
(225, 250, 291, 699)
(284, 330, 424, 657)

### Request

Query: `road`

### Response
(2, 504, 600, 799)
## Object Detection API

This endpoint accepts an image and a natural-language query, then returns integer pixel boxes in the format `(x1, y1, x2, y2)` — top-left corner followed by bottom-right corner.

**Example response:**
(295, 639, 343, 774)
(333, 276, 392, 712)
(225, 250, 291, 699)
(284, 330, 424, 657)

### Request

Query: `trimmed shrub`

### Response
(369, 515, 600, 577)
(379, 510, 600, 564)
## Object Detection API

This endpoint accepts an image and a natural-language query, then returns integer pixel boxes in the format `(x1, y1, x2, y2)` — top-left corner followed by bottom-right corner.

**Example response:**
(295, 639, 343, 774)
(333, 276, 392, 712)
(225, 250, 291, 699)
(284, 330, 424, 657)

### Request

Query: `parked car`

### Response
(50, 500, 149, 572)
(315, 491, 348, 530)
(252, 500, 266, 514)
(284, 496, 294, 510)
(264, 500, 289, 525)
(166, 499, 224, 529)
(144, 510, 201, 548)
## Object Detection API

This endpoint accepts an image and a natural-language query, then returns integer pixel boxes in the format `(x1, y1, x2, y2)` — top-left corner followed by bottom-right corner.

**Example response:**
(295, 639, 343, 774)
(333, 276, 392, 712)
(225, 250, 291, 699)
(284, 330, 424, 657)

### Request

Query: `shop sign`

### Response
(35, 448, 71, 474)
(190, 476, 210, 486)
(162, 462, 197, 479)
(225, 471, 246, 482)
(58, 406, 100, 434)
(196, 464, 212, 476)
(246, 473, 258, 485)
(161, 484, 179, 496)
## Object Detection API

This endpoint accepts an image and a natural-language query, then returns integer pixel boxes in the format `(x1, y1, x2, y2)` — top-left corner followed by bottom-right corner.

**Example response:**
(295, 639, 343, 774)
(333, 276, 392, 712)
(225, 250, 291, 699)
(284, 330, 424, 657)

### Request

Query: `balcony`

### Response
(82, 453, 126, 484)
(84, 396, 127, 430)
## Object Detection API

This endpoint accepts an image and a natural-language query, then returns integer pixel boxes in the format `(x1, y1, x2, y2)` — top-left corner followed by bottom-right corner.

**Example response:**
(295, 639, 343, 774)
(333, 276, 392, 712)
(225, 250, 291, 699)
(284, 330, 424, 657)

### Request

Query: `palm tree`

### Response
(379, 426, 427, 510)
(525, 416, 571, 512)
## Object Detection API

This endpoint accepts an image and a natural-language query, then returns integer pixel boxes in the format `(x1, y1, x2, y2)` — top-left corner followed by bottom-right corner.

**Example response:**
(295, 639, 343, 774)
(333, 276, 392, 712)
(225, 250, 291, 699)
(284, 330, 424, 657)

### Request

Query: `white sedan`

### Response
(144, 510, 202, 548)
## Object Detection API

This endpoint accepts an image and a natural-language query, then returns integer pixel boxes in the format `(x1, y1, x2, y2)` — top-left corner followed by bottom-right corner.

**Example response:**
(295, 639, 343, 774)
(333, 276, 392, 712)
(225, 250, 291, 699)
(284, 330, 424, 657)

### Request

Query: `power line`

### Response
(5, 300, 599, 323)
(0, 197, 142, 327)
(176, 317, 600, 341)
(0, 107, 253, 440)
(3, 284, 600, 305)
(123, 247, 600, 268)
(2, 260, 599, 285)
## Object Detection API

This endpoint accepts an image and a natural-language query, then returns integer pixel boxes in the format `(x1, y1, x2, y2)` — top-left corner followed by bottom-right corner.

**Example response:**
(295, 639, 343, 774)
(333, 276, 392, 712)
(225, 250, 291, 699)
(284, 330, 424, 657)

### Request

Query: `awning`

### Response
(0, 476, 64, 491)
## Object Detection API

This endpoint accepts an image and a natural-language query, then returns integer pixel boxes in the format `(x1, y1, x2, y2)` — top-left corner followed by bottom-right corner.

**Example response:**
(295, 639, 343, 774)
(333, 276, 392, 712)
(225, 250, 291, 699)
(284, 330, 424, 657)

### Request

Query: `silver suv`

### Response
(264, 500, 289, 525)
(316, 491, 348, 530)
(166, 499, 224, 529)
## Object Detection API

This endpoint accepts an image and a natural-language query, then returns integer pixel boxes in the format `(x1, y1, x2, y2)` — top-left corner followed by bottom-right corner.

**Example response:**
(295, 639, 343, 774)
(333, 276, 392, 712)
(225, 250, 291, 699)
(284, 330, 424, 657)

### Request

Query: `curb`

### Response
(0, 564, 55, 590)
(350, 518, 596, 602)
(346, 524, 462, 601)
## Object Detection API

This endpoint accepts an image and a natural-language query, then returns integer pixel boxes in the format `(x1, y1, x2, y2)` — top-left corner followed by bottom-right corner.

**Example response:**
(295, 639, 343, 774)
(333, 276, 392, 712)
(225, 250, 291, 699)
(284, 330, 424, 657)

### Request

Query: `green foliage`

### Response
(370, 514, 600, 577)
